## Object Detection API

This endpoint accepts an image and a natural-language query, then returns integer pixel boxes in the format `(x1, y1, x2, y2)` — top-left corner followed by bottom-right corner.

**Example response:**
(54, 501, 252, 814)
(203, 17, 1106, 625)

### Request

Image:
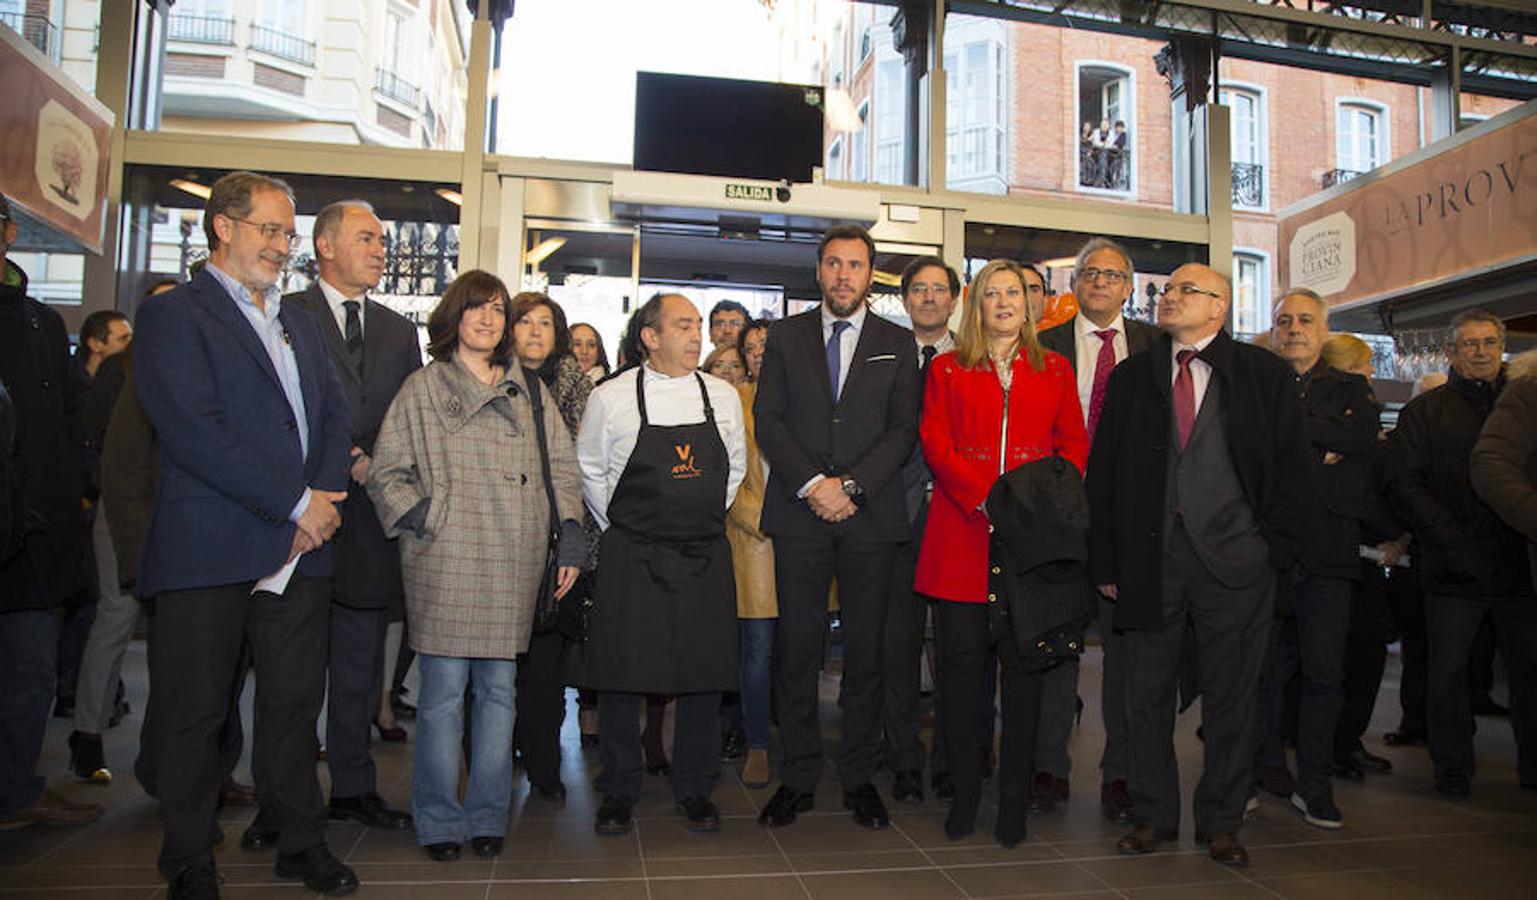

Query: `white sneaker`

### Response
(1290, 792, 1344, 830)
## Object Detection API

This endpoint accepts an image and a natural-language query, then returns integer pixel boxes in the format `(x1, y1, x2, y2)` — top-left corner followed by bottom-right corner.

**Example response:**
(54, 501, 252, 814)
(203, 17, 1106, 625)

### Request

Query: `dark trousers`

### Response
(1130, 525, 1273, 837)
(1336, 562, 1389, 758)
(0, 610, 57, 815)
(928, 617, 997, 777)
(145, 577, 330, 879)
(55, 595, 95, 703)
(773, 533, 896, 792)
(1098, 595, 1135, 784)
(1386, 566, 1428, 734)
(135, 638, 247, 801)
(1276, 566, 1351, 801)
(325, 603, 387, 800)
(935, 601, 1041, 826)
(1035, 652, 1078, 779)
(1425, 592, 1537, 783)
(882, 539, 927, 773)
(514, 627, 569, 790)
(596, 691, 719, 802)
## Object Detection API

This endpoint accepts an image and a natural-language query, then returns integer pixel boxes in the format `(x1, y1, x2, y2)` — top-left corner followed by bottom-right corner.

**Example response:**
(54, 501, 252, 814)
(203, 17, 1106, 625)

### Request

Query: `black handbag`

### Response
(526, 371, 590, 640)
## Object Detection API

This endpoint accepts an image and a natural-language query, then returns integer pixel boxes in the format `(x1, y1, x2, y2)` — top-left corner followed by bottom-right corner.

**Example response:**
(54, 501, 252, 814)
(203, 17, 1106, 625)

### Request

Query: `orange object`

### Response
(1038, 291, 1079, 331)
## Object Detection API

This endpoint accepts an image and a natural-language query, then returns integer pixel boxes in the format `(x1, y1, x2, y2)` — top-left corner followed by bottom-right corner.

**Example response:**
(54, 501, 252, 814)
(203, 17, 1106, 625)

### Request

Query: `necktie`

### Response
(343, 300, 364, 374)
(1085, 329, 1117, 442)
(919, 344, 938, 411)
(1173, 348, 1197, 450)
(827, 320, 851, 402)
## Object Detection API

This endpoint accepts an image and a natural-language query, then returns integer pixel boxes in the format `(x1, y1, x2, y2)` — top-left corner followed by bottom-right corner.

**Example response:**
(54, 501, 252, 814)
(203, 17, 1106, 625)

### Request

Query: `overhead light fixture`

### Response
(871, 269, 902, 287)
(435, 187, 463, 206)
(525, 236, 567, 268)
(170, 178, 211, 200)
(1041, 257, 1077, 268)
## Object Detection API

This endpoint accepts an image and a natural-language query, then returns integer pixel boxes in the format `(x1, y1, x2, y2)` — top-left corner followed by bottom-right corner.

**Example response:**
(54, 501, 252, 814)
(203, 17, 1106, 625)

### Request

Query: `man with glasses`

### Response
(1388, 308, 1535, 799)
(1087, 263, 1312, 867)
(133, 171, 357, 899)
(709, 300, 751, 354)
(883, 255, 959, 805)
(1038, 237, 1159, 822)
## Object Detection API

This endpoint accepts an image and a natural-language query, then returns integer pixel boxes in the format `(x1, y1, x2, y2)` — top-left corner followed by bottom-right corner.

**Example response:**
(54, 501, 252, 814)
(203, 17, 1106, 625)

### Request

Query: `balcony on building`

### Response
(1322, 167, 1365, 189)
(2, 10, 60, 64)
(249, 23, 315, 67)
(165, 13, 234, 46)
(1232, 161, 1265, 209)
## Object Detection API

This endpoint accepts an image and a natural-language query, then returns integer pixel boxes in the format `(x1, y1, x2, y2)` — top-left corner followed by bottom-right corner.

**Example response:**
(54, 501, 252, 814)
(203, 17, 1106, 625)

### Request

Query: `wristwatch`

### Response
(840, 476, 864, 503)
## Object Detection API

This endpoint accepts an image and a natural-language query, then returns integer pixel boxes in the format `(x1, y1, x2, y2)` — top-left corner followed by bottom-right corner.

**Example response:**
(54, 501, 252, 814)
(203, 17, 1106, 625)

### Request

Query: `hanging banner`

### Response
(1278, 101, 1537, 311)
(0, 24, 114, 254)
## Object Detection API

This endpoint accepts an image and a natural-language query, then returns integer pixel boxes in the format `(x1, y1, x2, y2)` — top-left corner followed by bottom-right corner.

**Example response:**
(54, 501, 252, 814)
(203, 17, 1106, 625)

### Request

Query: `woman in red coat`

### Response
(914, 258, 1089, 847)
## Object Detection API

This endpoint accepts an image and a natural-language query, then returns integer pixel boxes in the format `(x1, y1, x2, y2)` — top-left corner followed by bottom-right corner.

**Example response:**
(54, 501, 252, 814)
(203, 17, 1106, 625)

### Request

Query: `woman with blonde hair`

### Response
(915, 259, 1088, 846)
(1321, 334, 1374, 377)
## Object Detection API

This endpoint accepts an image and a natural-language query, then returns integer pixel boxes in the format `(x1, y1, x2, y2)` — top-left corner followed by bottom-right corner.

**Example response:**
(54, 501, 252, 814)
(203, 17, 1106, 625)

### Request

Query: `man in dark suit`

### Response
(1037, 237, 1159, 822)
(1087, 263, 1311, 867)
(133, 171, 357, 900)
(754, 224, 921, 830)
(269, 200, 418, 838)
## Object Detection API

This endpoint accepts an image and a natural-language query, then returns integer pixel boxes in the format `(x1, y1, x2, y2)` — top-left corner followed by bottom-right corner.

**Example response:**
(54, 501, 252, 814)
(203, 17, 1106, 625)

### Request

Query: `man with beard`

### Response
(753, 224, 922, 830)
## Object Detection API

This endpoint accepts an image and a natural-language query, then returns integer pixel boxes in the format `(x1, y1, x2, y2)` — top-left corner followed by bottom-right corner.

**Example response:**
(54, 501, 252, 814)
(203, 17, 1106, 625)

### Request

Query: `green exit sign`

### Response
(725, 183, 775, 202)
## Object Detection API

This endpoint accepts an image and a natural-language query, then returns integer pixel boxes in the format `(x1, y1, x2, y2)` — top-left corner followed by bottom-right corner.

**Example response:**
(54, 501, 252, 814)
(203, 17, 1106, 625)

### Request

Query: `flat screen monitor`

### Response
(633, 72, 825, 184)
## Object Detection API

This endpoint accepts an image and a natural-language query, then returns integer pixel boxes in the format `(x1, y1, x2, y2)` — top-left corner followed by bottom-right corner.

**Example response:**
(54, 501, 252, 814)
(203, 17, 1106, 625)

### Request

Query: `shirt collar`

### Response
(1172, 330, 1219, 358)
(206, 261, 281, 322)
(317, 276, 365, 316)
(642, 361, 698, 381)
(821, 302, 867, 334)
(916, 330, 955, 354)
(1075, 311, 1125, 341)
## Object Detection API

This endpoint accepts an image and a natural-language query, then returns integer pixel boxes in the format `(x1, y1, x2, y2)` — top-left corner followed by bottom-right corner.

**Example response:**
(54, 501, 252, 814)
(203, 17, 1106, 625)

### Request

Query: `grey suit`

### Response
(1036, 315, 1158, 785)
(287, 283, 421, 800)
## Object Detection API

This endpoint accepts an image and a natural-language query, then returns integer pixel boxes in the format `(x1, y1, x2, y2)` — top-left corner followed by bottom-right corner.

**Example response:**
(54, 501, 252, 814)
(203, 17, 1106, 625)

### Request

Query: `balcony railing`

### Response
(2, 11, 60, 64)
(1232, 161, 1265, 208)
(1079, 143, 1131, 191)
(375, 67, 420, 108)
(1322, 167, 1366, 189)
(166, 14, 235, 46)
(250, 24, 315, 66)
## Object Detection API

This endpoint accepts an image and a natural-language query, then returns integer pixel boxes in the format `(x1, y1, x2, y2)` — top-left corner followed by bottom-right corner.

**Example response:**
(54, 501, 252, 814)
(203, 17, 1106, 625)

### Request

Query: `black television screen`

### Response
(633, 72, 825, 184)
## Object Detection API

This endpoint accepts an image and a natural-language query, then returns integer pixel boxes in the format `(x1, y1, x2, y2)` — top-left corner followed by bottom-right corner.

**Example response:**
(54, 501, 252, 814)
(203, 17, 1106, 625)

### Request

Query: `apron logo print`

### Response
(671, 442, 702, 479)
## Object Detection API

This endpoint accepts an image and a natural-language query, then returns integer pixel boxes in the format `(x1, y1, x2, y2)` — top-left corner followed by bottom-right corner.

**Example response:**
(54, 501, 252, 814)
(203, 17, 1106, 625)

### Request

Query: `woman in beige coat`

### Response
(725, 319, 777, 786)
(368, 270, 583, 862)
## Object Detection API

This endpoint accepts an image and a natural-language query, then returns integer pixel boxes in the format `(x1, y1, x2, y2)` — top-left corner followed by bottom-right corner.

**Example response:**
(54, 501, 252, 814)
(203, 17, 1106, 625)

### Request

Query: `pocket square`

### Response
(864, 354, 897, 362)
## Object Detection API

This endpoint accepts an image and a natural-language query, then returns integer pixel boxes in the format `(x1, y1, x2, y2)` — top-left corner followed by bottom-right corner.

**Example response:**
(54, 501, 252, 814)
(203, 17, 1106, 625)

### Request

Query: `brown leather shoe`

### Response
(1203, 832, 1249, 867)
(218, 777, 257, 808)
(0, 789, 102, 830)
(1116, 824, 1176, 854)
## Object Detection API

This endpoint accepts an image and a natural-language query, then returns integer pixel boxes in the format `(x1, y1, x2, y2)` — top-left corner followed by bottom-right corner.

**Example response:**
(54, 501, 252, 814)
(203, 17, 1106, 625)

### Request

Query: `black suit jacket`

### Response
(754, 306, 921, 543)
(1085, 329, 1314, 630)
(1037, 314, 1160, 376)
(286, 283, 422, 609)
(1296, 365, 1381, 579)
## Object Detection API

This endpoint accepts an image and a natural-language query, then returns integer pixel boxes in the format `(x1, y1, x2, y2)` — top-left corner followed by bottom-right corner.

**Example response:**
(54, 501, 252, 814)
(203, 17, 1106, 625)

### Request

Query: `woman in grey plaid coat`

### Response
(368, 270, 584, 862)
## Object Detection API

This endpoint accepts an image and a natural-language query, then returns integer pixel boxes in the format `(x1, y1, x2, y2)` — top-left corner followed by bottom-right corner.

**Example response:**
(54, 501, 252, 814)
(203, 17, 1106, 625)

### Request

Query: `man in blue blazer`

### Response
(133, 172, 356, 900)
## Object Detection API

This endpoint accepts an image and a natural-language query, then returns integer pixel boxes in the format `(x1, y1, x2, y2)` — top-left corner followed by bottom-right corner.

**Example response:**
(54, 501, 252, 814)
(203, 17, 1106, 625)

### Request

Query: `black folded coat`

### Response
(985, 455, 1097, 670)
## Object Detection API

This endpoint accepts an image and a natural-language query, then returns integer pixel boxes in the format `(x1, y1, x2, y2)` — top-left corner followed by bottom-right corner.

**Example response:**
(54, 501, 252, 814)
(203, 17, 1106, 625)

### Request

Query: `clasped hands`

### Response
(288, 488, 349, 562)
(807, 476, 857, 524)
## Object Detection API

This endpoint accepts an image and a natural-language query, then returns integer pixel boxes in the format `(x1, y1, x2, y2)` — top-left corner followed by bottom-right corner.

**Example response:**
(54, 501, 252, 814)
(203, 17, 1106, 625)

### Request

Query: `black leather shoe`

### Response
(273, 844, 358, 896)
(932, 771, 956, 801)
(328, 792, 412, 829)
(240, 812, 280, 852)
(168, 862, 222, 900)
(757, 785, 814, 828)
(69, 731, 112, 784)
(1332, 759, 1366, 782)
(532, 781, 567, 804)
(469, 835, 503, 858)
(843, 783, 890, 830)
(891, 769, 924, 805)
(678, 796, 721, 832)
(721, 728, 747, 761)
(424, 842, 460, 862)
(595, 794, 634, 835)
(1383, 726, 1425, 746)
(1435, 770, 1472, 798)
(1350, 746, 1393, 773)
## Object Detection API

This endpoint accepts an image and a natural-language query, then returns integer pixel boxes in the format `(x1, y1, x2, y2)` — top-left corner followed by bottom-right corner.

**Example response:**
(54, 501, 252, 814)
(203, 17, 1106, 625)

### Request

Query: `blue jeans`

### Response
(739, 618, 776, 750)
(413, 654, 516, 845)
(0, 610, 57, 815)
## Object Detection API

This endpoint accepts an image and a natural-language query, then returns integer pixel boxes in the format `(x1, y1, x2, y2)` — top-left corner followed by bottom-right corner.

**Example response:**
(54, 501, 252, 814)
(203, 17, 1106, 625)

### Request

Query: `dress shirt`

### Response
(576, 364, 747, 531)
(1170, 331, 1219, 418)
(822, 302, 867, 397)
(915, 330, 956, 365)
(206, 262, 312, 522)
(1073, 312, 1129, 424)
(317, 276, 365, 338)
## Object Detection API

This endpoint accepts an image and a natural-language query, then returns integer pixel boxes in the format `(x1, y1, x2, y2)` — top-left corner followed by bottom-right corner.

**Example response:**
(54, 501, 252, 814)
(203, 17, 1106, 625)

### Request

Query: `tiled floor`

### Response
(4, 642, 1535, 898)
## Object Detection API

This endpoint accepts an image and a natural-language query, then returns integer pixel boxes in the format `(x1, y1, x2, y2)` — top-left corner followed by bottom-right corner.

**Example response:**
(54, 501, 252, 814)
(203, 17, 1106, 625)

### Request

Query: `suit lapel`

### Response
(836, 311, 880, 408)
(801, 310, 836, 406)
(300, 285, 363, 389)
(198, 272, 283, 392)
(280, 304, 326, 448)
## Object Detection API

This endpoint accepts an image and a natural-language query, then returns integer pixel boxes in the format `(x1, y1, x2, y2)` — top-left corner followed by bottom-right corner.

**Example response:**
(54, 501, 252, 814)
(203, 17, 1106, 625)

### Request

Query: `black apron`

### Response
(583, 371, 739, 694)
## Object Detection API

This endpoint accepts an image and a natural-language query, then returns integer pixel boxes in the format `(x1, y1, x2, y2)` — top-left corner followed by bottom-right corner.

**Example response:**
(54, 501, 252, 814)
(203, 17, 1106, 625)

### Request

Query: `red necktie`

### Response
(1085, 329, 1117, 442)
(1174, 348, 1197, 450)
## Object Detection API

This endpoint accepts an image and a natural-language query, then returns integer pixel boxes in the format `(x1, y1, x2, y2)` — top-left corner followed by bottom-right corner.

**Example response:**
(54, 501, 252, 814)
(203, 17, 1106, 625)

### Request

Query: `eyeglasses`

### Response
(907, 283, 952, 299)
(1157, 282, 1223, 300)
(1078, 267, 1129, 284)
(226, 216, 301, 252)
(1455, 337, 1503, 352)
